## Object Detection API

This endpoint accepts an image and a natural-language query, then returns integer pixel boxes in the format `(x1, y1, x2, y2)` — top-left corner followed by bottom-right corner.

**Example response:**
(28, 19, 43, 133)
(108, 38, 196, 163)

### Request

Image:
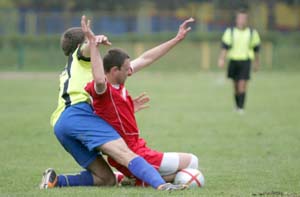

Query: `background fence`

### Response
(0, 0, 299, 71)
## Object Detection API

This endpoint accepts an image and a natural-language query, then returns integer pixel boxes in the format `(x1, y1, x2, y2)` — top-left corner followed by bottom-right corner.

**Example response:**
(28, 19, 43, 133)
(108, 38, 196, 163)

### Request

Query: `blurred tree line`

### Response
(1, 0, 192, 11)
(0, 0, 299, 11)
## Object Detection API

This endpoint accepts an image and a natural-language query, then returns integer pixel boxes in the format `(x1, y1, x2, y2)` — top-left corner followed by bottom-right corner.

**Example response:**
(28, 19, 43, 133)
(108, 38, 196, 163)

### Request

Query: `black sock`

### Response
(237, 93, 246, 109)
(234, 94, 239, 108)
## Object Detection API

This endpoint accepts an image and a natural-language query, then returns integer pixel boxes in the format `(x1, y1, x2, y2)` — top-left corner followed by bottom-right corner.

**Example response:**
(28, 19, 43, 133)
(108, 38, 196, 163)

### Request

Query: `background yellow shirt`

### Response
(222, 27, 261, 60)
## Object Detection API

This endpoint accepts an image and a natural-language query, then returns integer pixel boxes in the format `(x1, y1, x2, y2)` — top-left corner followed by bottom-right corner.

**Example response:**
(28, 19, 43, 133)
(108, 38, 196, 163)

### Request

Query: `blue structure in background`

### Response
(151, 16, 183, 32)
(92, 15, 137, 35)
(40, 12, 65, 34)
(15, 10, 193, 35)
(18, 11, 26, 34)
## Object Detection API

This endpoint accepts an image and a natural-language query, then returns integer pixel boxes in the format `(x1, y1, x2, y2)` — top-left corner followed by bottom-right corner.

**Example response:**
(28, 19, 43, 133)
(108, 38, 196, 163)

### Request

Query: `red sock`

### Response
(114, 172, 125, 186)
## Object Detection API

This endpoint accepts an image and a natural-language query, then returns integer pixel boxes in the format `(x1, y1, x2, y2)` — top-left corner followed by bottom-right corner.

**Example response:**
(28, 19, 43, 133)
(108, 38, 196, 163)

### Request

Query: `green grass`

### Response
(0, 71, 300, 196)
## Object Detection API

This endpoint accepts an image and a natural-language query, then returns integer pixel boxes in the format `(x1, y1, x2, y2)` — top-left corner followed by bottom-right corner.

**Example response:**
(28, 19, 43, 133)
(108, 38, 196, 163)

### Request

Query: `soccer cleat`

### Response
(114, 172, 136, 186)
(236, 108, 245, 115)
(157, 183, 189, 191)
(114, 171, 125, 186)
(39, 168, 58, 189)
(120, 177, 136, 186)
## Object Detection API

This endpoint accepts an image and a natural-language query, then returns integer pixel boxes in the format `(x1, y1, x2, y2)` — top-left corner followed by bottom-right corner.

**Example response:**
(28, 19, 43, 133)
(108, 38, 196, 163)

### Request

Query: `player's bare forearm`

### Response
(90, 43, 106, 91)
(130, 38, 180, 73)
(81, 15, 107, 92)
(218, 49, 227, 68)
(254, 52, 259, 62)
(253, 53, 260, 72)
(219, 49, 227, 59)
(130, 17, 194, 73)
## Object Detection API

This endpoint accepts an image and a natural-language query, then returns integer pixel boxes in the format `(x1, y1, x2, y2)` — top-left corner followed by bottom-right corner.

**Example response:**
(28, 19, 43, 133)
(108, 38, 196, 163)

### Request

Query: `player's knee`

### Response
(105, 174, 117, 186)
(113, 144, 137, 166)
(93, 173, 116, 186)
(114, 144, 137, 166)
(101, 138, 136, 166)
(119, 149, 137, 167)
(187, 154, 199, 169)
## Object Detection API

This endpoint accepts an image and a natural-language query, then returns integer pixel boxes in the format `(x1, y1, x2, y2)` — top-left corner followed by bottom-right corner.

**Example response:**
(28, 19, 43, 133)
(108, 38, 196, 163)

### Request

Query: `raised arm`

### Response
(130, 18, 195, 73)
(81, 15, 111, 93)
(80, 21, 111, 59)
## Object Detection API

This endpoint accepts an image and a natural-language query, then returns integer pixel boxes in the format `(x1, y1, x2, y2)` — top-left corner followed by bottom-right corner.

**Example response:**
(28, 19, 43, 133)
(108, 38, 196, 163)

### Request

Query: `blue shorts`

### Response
(54, 102, 121, 168)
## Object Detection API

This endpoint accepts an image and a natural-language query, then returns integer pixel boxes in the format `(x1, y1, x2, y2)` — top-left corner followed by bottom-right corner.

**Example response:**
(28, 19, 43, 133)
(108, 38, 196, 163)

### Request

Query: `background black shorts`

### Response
(227, 59, 251, 81)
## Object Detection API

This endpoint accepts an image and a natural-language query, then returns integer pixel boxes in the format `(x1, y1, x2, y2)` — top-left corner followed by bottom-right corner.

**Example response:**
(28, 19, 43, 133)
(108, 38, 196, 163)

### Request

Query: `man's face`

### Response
(236, 13, 248, 29)
(115, 58, 131, 85)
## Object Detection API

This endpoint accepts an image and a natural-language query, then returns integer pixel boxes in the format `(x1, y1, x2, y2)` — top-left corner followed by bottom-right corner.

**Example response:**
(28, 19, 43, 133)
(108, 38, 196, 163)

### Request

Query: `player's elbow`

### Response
(221, 42, 231, 50)
(94, 79, 107, 94)
(105, 175, 117, 186)
(253, 45, 260, 53)
(93, 73, 106, 85)
(94, 78, 106, 86)
(93, 172, 116, 186)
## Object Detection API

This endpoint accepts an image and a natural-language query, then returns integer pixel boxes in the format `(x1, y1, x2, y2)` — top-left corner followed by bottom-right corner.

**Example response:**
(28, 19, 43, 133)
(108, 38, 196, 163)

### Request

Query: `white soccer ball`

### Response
(174, 168, 205, 188)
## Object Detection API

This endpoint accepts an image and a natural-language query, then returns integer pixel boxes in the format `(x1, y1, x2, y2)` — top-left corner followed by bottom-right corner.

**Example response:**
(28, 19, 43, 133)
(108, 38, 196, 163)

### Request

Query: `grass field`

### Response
(0, 71, 300, 196)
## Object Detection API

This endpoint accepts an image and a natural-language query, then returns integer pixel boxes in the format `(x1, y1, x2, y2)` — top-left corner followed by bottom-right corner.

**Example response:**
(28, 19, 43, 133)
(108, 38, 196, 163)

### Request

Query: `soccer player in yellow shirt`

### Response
(218, 9, 261, 113)
(40, 15, 193, 191)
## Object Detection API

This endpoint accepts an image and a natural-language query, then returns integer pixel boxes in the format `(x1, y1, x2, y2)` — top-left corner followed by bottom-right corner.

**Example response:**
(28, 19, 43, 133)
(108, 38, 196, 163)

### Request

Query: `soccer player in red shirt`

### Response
(40, 15, 189, 191)
(84, 17, 199, 185)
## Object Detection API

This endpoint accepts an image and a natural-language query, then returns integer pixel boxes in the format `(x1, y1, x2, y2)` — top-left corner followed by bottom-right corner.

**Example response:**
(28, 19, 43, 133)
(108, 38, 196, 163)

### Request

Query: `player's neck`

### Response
(236, 25, 247, 30)
(106, 74, 120, 86)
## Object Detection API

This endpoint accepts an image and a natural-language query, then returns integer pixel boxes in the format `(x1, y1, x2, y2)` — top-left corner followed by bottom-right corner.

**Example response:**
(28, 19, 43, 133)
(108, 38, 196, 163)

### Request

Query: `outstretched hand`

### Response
(176, 17, 195, 41)
(81, 15, 111, 46)
(81, 15, 95, 42)
(133, 92, 150, 113)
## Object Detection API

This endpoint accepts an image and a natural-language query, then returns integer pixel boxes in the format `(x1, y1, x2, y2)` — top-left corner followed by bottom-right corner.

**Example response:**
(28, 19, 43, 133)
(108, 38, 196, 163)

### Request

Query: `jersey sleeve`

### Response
(84, 81, 95, 96)
(85, 80, 110, 99)
(251, 29, 261, 52)
(77, 44, 91, 62)
(221, 28, 232, 49)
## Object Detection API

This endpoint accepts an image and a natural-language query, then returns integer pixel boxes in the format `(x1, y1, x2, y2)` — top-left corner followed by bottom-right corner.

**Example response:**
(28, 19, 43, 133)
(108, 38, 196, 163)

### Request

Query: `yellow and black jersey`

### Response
(51, 47, 92, 126)
(222, 27, 261, 60)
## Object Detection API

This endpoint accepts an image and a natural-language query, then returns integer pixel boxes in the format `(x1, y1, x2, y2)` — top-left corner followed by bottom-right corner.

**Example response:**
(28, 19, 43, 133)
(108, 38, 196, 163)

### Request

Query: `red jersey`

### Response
(85, 81, 139, 145)
(85, 81, 163, 175)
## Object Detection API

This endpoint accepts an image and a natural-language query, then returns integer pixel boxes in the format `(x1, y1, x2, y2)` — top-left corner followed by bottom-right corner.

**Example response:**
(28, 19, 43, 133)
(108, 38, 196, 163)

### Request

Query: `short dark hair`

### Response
(60, 27, 85, 56)
(103, 48, 130, 73)
(236, 8, 248, 15)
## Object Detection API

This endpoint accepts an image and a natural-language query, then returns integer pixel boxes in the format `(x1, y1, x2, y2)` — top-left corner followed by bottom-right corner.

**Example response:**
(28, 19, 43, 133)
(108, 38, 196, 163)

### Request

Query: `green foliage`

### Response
(0, 35, 60, 48)
(0, 71, 300, 196)
(0, 0, 14, 8)
(0, 33, 300, 71)
(261, 31, 300, 45)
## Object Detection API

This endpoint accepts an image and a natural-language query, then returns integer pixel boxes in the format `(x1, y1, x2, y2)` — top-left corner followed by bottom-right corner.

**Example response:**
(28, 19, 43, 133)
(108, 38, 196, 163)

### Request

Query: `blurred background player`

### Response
(218, 9, 261, 113)
(40, 15, 187, 191)
(84, 16, 199, 186)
